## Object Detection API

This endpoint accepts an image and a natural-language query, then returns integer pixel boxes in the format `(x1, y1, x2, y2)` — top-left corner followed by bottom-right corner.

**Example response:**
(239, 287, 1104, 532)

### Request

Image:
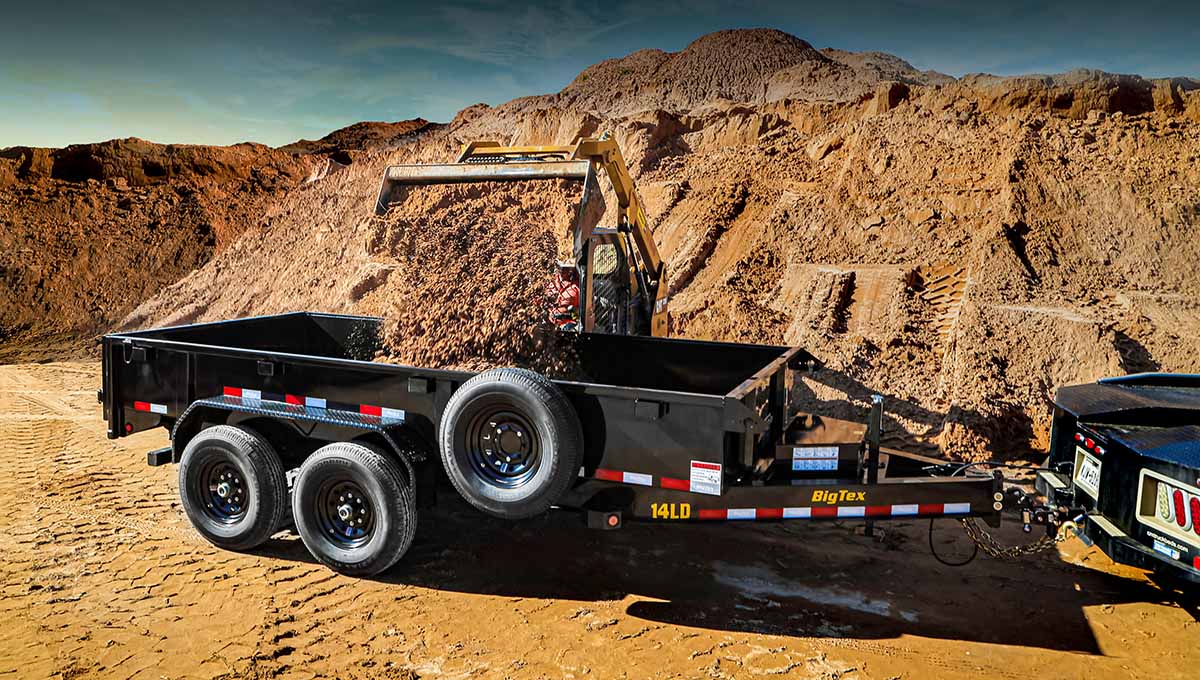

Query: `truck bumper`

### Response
(1086, 513, 1200, 586)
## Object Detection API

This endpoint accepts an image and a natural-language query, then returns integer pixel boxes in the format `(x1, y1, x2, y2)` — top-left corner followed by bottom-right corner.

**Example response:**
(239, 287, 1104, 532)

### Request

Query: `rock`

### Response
(807, 133, 844, 160)
(1152, 79, 1185, 115)
(105, 177, 130, 191)
(870, 151, 892, 175)
(866, 81, 910, 115)
(862, 214, 885, 229)
(906, 207, 938, 225)
(1086, 110, 1107, 124)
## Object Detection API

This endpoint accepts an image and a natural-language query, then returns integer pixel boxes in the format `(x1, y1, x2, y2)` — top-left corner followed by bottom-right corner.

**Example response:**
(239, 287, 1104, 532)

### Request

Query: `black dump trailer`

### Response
(1041, 374, 1200, 587)
(100, 312, 1002, 576)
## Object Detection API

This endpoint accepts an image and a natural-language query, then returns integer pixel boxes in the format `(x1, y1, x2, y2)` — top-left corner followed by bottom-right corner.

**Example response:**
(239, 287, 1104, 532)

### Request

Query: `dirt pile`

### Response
(369, 180, 580, 372)
(281, 119, 436, 160)
(0, 140, 312, 360)
(10, 28, 1200, 461)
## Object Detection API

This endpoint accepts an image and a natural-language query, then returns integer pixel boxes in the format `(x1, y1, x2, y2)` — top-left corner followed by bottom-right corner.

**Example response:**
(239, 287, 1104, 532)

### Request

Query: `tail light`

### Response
(1191, 497, 1200, 537)
(1138, 469, 1200, 550)
(1157, 483, 1175, 523)
(1174, 489, 1193, 531)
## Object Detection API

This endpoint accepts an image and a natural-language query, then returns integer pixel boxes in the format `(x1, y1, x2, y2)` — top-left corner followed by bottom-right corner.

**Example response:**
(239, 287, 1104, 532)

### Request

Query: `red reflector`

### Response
(1085, 438, 1095, 449)
(133, 401, 151, 412)
(698, 509, 726, 520)
(359, 404, 382, 417)
(811, 506, 838, 518)
(223, 386, 241, 397)
(660, 476, 689, 491)
(1174, 490, 1188, 528)
(1191, 496, 1200, 536)
(124, 423, 133, 433)
(606, 514, 619, 527)
(918, 503, 945, 515)
(1075, 433, 1083, 442)
(756, 508, 784, 520)
(866, 505, 892, 517)
(285, 394, 303, 405)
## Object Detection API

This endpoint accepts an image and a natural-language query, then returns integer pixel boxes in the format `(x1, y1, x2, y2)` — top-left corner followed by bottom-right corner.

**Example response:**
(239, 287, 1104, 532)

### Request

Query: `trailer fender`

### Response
(171, 396, 426, 490)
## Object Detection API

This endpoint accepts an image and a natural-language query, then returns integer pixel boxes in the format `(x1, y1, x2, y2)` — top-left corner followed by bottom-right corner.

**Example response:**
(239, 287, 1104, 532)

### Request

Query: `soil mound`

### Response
(9, 28, 1200, 463)
(280, 118, 436, 158)
(0, 140, 310, 360)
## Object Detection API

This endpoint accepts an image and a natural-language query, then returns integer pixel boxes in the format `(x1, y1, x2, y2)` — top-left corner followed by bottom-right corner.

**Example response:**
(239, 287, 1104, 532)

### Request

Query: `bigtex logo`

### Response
(811, 489, 866, 505)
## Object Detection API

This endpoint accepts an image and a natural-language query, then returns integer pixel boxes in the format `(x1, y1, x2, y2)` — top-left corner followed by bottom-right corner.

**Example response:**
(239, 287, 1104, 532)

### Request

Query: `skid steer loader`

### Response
(374, 136, 669, 337)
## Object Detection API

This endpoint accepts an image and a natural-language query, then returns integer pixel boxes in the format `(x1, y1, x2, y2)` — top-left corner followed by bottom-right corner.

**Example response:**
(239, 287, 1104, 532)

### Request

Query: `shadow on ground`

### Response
(258, 488, 1182, 655)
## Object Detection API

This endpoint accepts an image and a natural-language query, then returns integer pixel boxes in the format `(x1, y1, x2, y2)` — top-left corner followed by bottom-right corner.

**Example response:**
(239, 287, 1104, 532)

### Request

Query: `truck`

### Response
(1040, 373, 1200, 587)
(98, 311, 1008, 576)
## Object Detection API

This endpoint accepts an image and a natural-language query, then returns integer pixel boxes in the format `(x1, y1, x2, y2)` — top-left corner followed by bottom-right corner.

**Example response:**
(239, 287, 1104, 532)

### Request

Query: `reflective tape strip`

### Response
(381, 407, 405, 420)
(133, 401, 167, 414)
(660, 476, 690, 491)
(594, 468, 623, 483)
(592, 468, 654, 487)
(305, 396, 326, 409)
(623, 472, 653, 486)
(242, 389, 261, 400)
(696, 502, 974, 522)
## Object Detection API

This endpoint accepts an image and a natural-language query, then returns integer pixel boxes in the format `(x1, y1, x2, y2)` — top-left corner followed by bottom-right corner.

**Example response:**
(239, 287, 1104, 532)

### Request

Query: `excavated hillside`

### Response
(11, 28, 1200, 461)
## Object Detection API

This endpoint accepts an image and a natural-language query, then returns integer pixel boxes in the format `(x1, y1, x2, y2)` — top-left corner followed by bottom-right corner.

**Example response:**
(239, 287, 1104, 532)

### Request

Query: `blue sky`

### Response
(2, 1, 1197, 148)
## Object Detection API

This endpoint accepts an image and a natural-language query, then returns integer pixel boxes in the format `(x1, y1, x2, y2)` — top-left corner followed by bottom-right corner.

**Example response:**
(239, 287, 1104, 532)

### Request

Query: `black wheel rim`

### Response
(198, 457, 247, 524)
(463, 399, 542, 488)
(315, 478, 375, 548)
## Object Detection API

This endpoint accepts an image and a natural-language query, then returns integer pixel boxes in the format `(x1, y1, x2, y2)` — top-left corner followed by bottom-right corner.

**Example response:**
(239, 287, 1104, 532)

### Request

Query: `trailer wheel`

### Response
(292, 442, 416, 577)
(439, 368, 583, 519)
(178, 425, 288, 551)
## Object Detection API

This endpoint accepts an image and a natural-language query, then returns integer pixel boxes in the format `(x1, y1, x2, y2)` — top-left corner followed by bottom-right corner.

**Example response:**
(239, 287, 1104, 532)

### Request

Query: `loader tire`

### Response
(439, 368, 583, 520)
(292, 442, 416, 577)
(179, 425, 288, 551)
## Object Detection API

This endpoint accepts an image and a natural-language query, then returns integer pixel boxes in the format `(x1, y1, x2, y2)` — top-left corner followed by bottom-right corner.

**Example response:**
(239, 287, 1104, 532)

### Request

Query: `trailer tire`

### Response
(292, 442, 416, 577)
(439, 368, 583, 520)
(178, 425, 289, 551)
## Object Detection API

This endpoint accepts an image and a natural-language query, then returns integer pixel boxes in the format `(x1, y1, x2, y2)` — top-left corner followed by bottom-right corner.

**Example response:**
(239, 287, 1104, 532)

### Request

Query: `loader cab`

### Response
(579, 229, 646, 336)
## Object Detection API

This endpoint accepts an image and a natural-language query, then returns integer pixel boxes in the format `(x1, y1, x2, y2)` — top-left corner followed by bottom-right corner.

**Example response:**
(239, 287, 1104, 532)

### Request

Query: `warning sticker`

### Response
(689, 460, 722, 495)
(792, 446, 839, 472)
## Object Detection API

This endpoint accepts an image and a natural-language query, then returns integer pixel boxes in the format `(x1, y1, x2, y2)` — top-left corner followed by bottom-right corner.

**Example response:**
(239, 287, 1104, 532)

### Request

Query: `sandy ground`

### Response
(0, 362, 1197, 679)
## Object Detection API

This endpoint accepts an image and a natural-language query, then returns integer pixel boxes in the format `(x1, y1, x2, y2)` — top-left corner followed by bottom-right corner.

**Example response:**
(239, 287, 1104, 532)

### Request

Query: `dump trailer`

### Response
(99, 312, 1008, 576)
(1040, 373, 1200, 587)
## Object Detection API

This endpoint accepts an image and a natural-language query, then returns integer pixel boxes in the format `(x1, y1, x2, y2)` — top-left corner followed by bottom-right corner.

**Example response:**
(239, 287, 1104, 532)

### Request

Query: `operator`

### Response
(547, 262, 580, 331)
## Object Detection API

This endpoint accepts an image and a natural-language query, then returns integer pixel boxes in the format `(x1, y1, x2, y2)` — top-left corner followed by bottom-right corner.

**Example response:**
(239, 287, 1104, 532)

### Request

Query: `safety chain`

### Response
(959, 517, 1071, 559)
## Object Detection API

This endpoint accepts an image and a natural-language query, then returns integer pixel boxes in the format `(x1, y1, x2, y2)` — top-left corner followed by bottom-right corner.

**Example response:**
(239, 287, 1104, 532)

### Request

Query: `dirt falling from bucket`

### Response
(368, 179, 583, 374)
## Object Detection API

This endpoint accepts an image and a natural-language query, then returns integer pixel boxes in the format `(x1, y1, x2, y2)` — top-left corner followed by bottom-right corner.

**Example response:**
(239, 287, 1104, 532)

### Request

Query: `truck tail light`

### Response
(1158, 483, 1175, 522)
(1174, 489, 1193, 531)
(1191, 497, 1200, 536)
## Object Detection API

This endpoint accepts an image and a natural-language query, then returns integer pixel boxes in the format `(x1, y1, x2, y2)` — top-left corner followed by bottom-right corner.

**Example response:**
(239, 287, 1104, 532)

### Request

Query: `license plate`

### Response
(1074, 447, 1102, 500)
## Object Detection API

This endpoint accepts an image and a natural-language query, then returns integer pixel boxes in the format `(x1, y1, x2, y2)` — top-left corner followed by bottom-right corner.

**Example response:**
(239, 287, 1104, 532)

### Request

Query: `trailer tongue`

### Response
(99, 312, 1018, 576)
